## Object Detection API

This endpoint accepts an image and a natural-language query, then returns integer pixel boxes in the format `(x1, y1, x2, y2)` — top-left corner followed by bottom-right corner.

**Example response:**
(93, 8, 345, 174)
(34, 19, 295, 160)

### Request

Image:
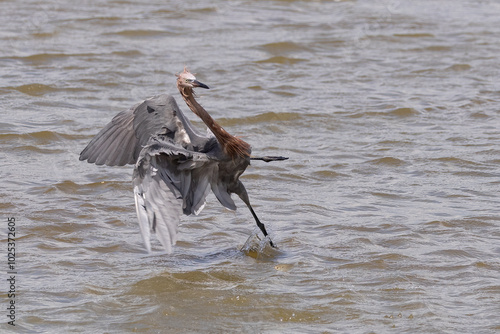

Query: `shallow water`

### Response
(1, 0, 500, 333)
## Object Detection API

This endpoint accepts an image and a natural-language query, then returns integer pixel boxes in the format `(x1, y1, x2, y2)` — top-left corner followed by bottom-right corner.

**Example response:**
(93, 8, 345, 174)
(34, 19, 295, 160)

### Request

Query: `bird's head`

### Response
(176, 67, 209, 90)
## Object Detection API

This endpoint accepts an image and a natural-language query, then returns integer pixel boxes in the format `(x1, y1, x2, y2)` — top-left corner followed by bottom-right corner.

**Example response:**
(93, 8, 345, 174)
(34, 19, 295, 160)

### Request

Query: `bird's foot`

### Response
(255, 233, 276, 248)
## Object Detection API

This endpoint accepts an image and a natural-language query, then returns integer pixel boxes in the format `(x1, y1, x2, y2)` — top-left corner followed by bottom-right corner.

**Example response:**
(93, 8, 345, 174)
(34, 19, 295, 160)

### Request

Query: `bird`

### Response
(80, 67, 288, 253)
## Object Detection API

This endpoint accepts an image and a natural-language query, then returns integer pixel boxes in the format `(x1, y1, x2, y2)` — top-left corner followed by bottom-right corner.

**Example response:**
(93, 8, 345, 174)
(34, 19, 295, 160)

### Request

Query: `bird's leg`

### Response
(250, 156, 288, 163)
(247, 204, 276, 248)
(234, 182, 276, 248)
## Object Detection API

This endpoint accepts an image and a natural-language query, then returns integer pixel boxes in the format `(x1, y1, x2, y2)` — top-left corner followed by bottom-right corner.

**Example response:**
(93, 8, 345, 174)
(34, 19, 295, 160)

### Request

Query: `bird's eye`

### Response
(186, 79, 193, 83)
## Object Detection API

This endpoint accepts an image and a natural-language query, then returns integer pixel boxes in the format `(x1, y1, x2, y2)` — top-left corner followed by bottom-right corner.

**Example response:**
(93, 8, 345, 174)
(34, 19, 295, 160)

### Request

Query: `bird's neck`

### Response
(178, 86, 250, 158)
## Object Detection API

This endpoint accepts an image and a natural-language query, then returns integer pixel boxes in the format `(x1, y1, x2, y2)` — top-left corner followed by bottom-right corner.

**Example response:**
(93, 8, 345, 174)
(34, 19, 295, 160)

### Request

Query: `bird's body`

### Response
(80, 68, 286, 253)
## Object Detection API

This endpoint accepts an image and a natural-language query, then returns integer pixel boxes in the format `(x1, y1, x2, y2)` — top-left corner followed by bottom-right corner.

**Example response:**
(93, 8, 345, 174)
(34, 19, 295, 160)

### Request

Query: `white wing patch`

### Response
(174, 118, 191, 146)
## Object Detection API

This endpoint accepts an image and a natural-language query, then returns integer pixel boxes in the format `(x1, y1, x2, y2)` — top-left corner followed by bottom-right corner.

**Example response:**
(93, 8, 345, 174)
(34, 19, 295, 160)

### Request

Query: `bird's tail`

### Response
(250, 156, 289, 162)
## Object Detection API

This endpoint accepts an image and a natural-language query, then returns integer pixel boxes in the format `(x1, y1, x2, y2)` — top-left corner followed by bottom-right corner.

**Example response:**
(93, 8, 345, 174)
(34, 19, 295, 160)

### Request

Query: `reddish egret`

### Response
(80, 68, 287, 253)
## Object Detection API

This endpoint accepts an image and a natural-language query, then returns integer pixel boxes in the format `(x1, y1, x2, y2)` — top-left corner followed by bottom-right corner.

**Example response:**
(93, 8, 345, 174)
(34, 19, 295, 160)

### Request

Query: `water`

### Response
(1, 0, 500, 333)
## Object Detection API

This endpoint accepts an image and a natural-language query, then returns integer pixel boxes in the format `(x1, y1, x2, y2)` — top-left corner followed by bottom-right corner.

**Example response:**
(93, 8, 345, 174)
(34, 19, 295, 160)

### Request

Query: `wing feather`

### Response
(132, 137, 219, 252)
(211, 182, 237, 211)
(80, 94, 202, 166)
(112, 126, 138, 166)
(133, 150, 184, 253)
(134, 185, 152, 253)
(80, 109, 137, 166)
(98, 127, 132, 166)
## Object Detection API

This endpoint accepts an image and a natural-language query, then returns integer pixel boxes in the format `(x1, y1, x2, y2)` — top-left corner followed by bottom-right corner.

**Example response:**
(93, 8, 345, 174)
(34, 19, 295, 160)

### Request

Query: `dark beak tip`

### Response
(194, 80, 209, 89)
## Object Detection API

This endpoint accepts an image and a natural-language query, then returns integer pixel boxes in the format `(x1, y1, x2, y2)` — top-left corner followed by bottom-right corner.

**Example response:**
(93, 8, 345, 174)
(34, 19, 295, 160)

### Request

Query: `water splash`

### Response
(240, 232, 278, 260)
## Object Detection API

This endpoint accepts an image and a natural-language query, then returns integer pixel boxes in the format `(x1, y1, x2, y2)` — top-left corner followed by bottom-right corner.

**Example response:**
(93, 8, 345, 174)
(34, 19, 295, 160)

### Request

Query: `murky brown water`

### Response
(2, 0, 500, 333)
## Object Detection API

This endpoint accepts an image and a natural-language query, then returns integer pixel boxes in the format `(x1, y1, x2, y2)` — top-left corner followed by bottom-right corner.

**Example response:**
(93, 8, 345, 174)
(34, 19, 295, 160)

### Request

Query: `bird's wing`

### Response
(80, 94, 205, 166)
(134, 164, 182, 253)
(133, 137, 218, 252)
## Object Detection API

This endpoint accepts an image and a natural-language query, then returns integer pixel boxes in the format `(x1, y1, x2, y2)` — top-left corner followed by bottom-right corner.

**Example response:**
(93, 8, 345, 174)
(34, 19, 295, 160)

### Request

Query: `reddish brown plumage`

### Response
(219, 132, 251, 159)
(176, 70, 251, 159)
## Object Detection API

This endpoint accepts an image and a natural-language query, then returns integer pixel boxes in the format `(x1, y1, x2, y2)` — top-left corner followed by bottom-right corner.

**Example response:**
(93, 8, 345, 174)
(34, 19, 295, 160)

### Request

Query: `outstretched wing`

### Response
(133, 137, 219, 252)
(80, 94, 205, 166)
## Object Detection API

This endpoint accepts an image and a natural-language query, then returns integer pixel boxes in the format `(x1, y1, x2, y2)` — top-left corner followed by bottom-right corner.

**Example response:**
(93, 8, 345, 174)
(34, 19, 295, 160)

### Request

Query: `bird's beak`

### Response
(193, 80, 209, 89)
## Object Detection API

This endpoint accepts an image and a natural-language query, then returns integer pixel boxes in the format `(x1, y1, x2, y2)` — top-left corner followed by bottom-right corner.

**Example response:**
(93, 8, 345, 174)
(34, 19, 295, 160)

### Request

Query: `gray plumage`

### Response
(80, 69, 286, 253)
(80, 94, 210, 167)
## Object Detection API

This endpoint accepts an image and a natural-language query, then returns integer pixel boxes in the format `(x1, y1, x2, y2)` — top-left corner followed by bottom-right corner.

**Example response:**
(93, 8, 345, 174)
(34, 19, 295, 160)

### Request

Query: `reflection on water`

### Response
(1, 0, 500, 332)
